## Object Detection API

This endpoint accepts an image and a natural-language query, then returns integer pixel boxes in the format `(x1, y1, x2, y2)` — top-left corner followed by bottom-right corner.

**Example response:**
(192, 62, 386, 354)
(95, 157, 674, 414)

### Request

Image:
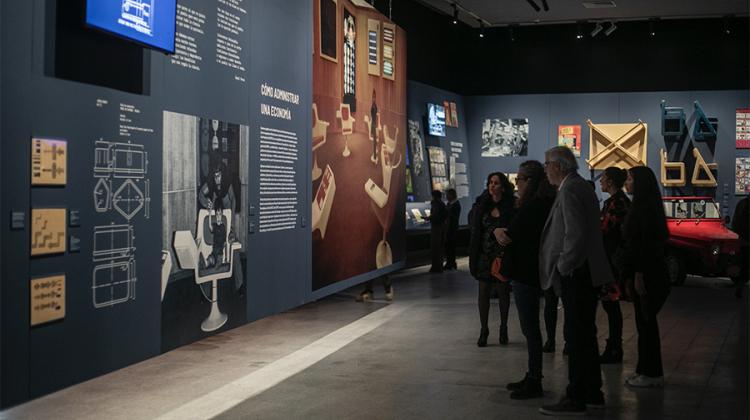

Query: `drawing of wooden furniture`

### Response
(586, 120, 648, 170)
(364, 112, 382, 164)
(312, 103, 330, 181)
(691, 147, 718, 187)
(173, 209, 241, 332)
(336, 103, 355, 158)
(365, 143, 403, 268)
(312, 164, 336, 239)
(383, 125, 399, 156)
(660, 149, 686, 187)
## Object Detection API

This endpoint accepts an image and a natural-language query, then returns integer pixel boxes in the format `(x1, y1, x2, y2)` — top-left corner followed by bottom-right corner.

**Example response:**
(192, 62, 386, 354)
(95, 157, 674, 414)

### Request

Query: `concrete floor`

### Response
(2, 258, 747, 420)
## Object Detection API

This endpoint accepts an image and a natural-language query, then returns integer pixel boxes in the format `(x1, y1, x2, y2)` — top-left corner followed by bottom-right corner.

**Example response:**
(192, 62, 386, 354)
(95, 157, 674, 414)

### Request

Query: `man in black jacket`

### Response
(427, 190, 447, 273)
(444, 188, 461, 270)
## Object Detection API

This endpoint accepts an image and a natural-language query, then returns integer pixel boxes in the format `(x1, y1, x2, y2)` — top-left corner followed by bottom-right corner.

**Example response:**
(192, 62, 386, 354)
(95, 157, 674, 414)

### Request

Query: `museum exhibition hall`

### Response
(0, 0, 748, 418)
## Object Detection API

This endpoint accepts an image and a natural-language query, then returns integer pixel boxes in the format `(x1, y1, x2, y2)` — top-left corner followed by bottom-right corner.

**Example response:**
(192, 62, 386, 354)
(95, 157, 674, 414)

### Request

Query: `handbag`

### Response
(491, 256, 509, 282)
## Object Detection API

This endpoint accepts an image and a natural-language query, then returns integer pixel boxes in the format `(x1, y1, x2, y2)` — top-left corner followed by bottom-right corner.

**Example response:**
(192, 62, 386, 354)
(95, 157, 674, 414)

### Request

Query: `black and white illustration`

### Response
(162, 111, 248, 333)
(120, 0, 154, 36)
(408, 119, 425, 176)
(92, 139, 150, 309)
(481, 118, 529, 157)
(343, 7, 357, 111)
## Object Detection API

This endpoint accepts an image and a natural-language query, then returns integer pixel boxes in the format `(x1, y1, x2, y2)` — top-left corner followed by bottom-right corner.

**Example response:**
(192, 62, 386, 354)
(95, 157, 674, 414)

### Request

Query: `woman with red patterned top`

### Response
(597, 167, 631, 364)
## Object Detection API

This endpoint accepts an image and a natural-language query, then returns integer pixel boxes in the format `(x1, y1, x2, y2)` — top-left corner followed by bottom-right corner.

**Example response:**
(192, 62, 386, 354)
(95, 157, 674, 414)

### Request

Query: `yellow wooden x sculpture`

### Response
(586, 120, 648, 170)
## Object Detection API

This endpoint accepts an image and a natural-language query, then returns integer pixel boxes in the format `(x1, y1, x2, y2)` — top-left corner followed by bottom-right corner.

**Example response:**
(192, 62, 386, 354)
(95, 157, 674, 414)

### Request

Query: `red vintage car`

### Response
(663, 197, 742, 285)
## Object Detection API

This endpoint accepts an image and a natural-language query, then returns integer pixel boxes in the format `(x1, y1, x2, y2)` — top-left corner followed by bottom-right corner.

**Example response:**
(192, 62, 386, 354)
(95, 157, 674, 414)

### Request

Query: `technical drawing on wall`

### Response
(119, 0, 154, 36)
(92, 224, 137, 308)
(91, 138, 150, 309)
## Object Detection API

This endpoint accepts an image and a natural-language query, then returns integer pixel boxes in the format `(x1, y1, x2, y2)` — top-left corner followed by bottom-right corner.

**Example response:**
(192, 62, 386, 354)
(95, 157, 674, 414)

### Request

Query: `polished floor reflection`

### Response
(2, 258, 747, 420)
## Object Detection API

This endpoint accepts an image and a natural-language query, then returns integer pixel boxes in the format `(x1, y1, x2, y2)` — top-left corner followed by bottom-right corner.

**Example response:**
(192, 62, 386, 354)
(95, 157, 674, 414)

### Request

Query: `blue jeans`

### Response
(512, 280, 543, 379)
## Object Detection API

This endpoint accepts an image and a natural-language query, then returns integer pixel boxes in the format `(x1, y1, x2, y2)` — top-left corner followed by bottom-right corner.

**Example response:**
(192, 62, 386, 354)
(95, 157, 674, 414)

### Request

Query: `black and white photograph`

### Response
(408, 119, 425, 176)
(480, 118, 529, 157)
(161, 110, 249, 350)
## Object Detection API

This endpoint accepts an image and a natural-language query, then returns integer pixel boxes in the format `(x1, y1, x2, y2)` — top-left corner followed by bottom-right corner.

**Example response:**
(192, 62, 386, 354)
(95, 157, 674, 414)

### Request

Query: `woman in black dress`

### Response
(494, 161, 556, 399)
(622, 166, 670, 388)
(469, 172, 516, 347)
(598, 167, 631, 364)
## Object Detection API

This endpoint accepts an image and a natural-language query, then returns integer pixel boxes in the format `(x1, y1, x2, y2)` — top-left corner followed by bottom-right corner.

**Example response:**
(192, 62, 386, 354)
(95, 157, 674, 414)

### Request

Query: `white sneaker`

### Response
(356, 291, 373, 302)
(626, 375, 664, 388)
(385, 287, 394, 301)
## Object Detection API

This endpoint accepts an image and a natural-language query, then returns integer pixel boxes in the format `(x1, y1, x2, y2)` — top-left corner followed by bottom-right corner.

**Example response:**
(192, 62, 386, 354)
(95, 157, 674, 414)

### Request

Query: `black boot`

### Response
(477, 328, 489, 347)
(599, 339, 623, 364)
(499, 325, 509, 345)
(510, 375, 543, 400)
(506, 373, 529, 391)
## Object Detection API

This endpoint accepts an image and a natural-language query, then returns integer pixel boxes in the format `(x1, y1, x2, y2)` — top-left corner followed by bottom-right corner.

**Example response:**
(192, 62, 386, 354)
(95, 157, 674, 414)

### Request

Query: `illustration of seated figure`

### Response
(207, 199, 228, 269)
(365, 142, 403, 268)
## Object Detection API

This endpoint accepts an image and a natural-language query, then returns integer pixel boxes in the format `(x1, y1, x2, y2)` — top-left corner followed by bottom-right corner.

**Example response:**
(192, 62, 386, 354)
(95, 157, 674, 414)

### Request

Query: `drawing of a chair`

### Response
(365, 143, 403, 268)
(336, 104, 355, 157)
(312, 103, 329, 181)
(383, 125, 399, 156)
(660, 149, 686, 187)
(173, 209, 242, 332)
(312, 165, 336, 239)
(364, 112, 382, 164)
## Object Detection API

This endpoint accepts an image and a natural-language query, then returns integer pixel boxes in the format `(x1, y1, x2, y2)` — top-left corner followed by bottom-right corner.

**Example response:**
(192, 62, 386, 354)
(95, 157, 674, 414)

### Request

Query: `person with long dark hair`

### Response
(598, 167, 631, 364)
(494, 161, 556, 399)
(469, 172, 516, 347)
(622, 166, 671, 388)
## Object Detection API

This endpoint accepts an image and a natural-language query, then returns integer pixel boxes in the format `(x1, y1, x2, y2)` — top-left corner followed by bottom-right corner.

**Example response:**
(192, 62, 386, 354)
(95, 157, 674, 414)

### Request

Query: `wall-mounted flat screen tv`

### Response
(86, 0, 177, 53)
(427, 103, 446, 137)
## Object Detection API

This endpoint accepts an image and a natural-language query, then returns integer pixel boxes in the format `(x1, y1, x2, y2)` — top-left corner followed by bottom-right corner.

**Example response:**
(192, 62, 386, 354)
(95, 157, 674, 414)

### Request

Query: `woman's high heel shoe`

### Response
(477, 328, 489, 347)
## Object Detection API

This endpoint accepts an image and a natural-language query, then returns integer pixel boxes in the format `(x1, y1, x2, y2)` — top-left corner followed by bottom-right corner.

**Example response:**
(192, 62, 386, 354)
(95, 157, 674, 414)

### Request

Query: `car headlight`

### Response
(711, 245, 720, 256)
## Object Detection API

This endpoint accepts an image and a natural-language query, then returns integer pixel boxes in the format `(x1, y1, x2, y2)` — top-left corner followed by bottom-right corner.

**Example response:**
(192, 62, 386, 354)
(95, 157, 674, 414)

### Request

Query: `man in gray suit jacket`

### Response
(538, 146, 613, 416)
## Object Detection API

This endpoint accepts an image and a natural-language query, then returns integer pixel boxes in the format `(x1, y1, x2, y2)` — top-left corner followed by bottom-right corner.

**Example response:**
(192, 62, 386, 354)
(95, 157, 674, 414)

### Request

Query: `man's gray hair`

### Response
(545, 146, 579, 173)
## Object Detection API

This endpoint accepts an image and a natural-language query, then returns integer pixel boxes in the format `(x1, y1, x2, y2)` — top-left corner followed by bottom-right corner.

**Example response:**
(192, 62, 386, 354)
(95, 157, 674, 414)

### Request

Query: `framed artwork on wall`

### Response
(481, 118, 529, 157)
(558, 125, 581, 157)
(737, 108, 750, 149)
(319, 0, 338, 63)
(343, 6, 357, 111)
(367, 19, 380, 76)
(736, 157, 750, 194)
(382, 22, 396, 81)
(450, 102, 458, 127)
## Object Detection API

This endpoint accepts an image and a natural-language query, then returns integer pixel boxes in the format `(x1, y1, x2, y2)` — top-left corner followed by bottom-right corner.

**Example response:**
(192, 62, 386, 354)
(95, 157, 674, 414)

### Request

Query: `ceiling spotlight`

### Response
(509, 24, 517, 42)
(576, 22, 584, 39)
(604, 21, 617, 36)
(526, 0, 541, 12)
(590, 22, 603, 37)
(452, 4, 459, 25)
(478, 19, 485, 38)
(649, 18, 657, 37)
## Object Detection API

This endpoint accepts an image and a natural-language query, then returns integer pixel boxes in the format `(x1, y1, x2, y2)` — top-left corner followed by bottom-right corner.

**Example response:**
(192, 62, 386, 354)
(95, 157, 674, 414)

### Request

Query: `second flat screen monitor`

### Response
(427, 103, 446, 137)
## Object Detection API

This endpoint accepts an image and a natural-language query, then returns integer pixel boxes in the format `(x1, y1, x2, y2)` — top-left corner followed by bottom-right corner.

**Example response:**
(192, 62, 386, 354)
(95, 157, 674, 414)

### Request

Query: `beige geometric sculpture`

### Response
(660, 149, 686, 187)
(691, 148, 718, 187)
(586, 120, 648, 170)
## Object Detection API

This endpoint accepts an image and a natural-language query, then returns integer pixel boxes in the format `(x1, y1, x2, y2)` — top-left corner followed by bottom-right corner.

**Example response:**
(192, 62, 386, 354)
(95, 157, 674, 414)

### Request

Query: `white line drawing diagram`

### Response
(92, 138, 150, 309)
(92, 224, 137, 308)
(93, 139, 150, 220)
(120, 0, 154, 37)
(95, 140, 148, 179)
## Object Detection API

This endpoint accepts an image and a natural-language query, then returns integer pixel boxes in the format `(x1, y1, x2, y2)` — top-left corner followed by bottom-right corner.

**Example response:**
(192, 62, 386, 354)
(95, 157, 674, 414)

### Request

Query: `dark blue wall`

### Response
(0, 0, 313, 408)
(464, 90, 750, 218)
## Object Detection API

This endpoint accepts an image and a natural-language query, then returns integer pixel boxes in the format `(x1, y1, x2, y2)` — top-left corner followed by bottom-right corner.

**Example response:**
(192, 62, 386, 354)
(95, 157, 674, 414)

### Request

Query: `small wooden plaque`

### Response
(31, 138, 67, 186)
(30, 275, 65, 326)
(31, 208, 67, 256)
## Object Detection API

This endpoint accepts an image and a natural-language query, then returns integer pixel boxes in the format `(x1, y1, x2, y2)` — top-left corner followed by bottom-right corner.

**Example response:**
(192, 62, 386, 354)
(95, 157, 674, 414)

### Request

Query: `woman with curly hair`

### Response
(469, 172, 516, 347)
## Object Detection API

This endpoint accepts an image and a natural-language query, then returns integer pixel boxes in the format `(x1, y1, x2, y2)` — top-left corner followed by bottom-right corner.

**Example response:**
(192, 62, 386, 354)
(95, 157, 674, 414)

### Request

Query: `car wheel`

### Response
(666, 252, 687, 286)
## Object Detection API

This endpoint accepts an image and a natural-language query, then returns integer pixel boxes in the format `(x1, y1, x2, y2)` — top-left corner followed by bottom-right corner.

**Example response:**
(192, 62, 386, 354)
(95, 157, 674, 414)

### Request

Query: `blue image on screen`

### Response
(86, 0, 176, 53)
(427, 103, 446, 137)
